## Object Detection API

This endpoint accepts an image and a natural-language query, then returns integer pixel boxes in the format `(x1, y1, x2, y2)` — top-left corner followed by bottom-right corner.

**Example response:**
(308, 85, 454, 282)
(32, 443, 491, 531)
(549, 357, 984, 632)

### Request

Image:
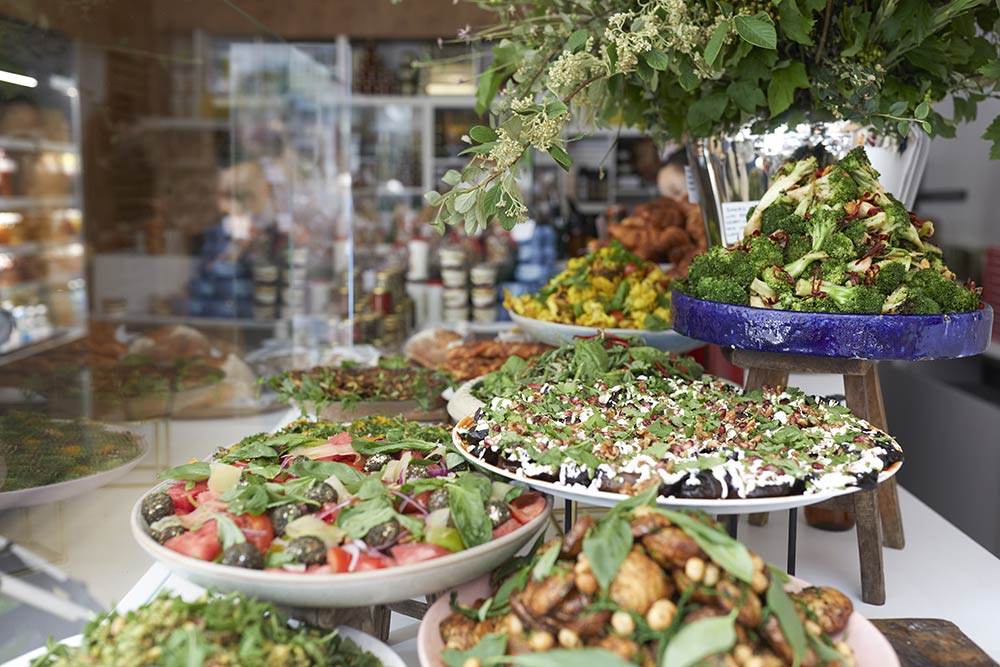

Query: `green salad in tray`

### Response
(31, 592, 382, 667)
(140, 416, 546, 574)
(0, 412, 144, 492)
(268, 356, 454, 412)
(459, 334, 902, 501)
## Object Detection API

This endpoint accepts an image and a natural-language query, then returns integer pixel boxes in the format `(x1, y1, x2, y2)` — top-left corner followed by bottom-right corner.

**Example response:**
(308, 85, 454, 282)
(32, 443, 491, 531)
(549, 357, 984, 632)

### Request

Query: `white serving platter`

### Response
(417, 575, 900, 667)
(452, 420, 902, 514)
(0, 425, 149, 511)
(508, 311, 704, 353)
(131, 492, 552, 608)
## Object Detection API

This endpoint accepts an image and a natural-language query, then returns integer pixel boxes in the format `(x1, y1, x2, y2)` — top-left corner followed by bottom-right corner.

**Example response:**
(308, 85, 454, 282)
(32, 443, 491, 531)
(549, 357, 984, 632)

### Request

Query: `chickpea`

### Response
(558, 628, 581, 648)
(645, 598, 677, 631)
(611, 610, 636, 636)
(704, 563, 721, 587)
(506, 615, 524, 636)
(685, 556, 706, 583)
(574, 554, 591, 575)
(529, 631, 554, 652)
(575, 572, 598, 595)
(462, 658, 482, 667)
(751, 570, 769, 594)
(805, 620, 822, 637)
(733, 644, 753, 664)
(751, 554, 765, 572)
(745, 657, 765, 667)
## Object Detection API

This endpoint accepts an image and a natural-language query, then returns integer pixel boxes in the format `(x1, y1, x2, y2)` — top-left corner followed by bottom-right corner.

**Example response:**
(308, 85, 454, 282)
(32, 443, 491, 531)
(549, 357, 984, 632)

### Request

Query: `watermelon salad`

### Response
(138, 417, 547, 574)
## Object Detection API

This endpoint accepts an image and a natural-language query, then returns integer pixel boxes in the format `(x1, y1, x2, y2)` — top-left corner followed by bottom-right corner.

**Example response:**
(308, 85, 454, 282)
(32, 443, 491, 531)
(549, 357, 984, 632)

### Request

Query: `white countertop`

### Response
(114, 485, 1000, 665)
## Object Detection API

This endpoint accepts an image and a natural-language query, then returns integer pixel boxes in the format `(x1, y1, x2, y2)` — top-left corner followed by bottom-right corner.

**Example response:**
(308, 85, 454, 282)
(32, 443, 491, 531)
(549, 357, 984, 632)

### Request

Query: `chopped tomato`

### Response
(390, 543, 450, 566)
(229, 512, 274, 553)
(165, 481, 208, 515)
(611, 310, 624, 321)
(315, 502, 342, 524)
(355, 553, 394, 571)
(306, 564, 332, 575)
(397, 491, 431, 515)
(164, 521, 220, 561)
(315, 455, 364, 471)
(624, 262, 638, 276)
(196, 491, 227, 513)
(326, 546, 352, 573)
(492, 518, 522, 539)
(509, 493, 546, 524)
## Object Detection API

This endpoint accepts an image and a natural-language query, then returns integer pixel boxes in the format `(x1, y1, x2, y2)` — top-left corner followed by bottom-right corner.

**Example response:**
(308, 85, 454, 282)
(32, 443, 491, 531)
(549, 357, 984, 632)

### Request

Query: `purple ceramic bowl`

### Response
(671, 290, 994, 360)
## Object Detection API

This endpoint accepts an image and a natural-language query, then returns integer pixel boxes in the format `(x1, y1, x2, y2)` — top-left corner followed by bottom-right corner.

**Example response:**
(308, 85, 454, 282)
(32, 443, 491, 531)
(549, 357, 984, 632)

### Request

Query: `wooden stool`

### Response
(728, 349, 905, 605)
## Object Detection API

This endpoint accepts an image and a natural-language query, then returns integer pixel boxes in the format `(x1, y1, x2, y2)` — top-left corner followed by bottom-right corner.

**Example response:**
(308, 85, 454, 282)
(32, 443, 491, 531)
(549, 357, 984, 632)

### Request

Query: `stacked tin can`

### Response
(439, 247, 469, 323)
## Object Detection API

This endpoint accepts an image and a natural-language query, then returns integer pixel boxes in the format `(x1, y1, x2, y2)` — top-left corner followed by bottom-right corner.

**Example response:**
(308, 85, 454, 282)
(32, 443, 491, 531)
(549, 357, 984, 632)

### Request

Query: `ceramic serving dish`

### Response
(508, 311, 704, 353)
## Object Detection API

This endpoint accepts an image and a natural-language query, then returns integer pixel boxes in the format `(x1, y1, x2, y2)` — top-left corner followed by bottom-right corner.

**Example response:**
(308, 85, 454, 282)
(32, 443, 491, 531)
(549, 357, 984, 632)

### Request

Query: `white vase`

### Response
(687, 121, 931, 249)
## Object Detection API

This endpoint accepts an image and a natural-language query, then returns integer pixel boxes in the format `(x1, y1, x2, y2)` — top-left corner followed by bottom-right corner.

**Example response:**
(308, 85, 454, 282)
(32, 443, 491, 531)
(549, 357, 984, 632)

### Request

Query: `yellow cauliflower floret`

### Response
(627, 282, 657, 313)
(592, 276, 615, 296)
(578, 301, 615, 327)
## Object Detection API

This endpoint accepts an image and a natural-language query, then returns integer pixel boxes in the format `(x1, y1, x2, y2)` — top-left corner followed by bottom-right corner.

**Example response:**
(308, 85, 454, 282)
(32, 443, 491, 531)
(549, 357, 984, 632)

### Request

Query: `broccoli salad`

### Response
(676, 146, 981, 314)
(457, 375, 902, 501)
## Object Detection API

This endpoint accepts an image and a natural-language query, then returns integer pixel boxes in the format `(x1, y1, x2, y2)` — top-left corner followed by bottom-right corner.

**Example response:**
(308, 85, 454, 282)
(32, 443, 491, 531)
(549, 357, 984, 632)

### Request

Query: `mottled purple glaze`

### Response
(671, 290, 994, 360)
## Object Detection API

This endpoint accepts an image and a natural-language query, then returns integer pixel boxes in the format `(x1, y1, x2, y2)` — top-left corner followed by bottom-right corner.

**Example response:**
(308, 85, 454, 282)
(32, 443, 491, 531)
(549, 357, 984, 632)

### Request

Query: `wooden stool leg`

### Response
(744, 367, 790, 527)
(852, 488, 886, 605)
(866, 365, 905, 549)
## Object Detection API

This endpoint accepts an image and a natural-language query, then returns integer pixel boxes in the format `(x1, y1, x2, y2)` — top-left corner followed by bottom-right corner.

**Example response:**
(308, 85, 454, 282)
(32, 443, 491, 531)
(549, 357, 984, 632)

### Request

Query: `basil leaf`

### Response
(808, 633, 847, 665)
(606, 279, 630, 312)
(271, 433, 327, 450)
(442, 633, 507, 667)
(288, 458, 365, 490)
(572, 338, 609, 380)
(660, 510, 754, 584)
(357, 476, 387, 500)
(767, 568, 807, 667)
(449, 485, 493, 549)
(350, 438, 439, 456)
(582, 514, 631, 592)
(159, 462, 211, 482)
(220, 483, 270, 515)
(214, 514, 246, 551)
(610, 484, 659, 517)
(336, 497, 398, 539)
(491, 565, 531, 616)
(395, 511, 426, 542)
(247, 462, 282, 479)
(221, 441, 277, 462)
(507, 648, 634, 667)
(532, 540, 563, 581)
(661, 610, 738, 667)
(456, 472, 492, 504)
(264, 550, 296, 568)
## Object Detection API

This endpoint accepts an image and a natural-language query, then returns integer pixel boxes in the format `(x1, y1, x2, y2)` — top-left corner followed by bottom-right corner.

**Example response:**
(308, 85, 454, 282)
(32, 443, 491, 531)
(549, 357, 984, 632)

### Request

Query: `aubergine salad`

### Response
(456, 334, 901, 501)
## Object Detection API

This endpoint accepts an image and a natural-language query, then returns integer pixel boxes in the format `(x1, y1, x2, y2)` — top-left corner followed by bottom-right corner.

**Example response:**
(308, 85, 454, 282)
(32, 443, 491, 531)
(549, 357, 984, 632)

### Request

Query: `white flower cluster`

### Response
(606, 11, 658, 72)
(510, 96, 537, 113)
(486, 128, 524, 169)
(661, 0, 711, 56)
(522, 111, 567, 152)
(547, 41, 599, 91)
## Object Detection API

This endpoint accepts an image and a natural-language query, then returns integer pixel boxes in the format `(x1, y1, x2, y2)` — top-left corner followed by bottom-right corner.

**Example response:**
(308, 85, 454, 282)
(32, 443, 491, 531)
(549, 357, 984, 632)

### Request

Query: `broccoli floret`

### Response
(784, 235, 813, 264)
(819, 259, 848, 285)
(745, 156, 818, 235)
(873, 261, 907, 295)
(784, 251, 828, 280)
(837, 146, 885, 197)
(882, 195, 924, 250)
(882, 286, 942, 315)
(842, 218, 869, 248)
(814, 166, 861, 205)
(687, 247, 727, 283)
(821, 232, 855, 261)
(795, 279, 884, 314)
(761, 265, 796, 295)
(776, 292, 799, 310)
(718, 248, 758, 288)
(745, 234, 785, 272)
(693, 276, 750, 306)
(792, 295, 841, 313)
(806, 206, 842, 253)
(750, 278, 780, 307)
(909, 269, 981, 312)
(760, 201, 799, 235)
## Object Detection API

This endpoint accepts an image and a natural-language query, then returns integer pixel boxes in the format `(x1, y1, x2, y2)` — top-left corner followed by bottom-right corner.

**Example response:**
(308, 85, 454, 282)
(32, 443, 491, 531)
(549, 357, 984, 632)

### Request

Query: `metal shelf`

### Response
(0, 240, 82, 257)
(0, 327, 86, 368)
(0, 136, 78, 154)
(93, 312, 280, 330)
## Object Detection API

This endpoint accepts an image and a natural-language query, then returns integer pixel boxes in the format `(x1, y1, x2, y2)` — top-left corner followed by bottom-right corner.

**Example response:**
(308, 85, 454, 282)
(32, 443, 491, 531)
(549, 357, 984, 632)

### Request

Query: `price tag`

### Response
(684, 165, 699, 203)
(720, 200, 759, 247)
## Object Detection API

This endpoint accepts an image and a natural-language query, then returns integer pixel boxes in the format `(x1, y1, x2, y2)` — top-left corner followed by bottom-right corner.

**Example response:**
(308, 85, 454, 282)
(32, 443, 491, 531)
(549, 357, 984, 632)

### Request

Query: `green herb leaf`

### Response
(470, 125, 499, 143)
(572, 338, 610, 380)
(704, 21, 729, 66)
(808, 633, 848, 665)
(582, 514, 631, 592)
(661, 610, 738, 667)
(442, 169, 462, 186)
(350, 438, 439, 456)
(549, 145, 573, 171)
(644, 49, 670, 71)
(777, 0, 814, 45)
(734, 12, 777, 49)
(660, 511, 754, 584)
(767, 568, 807, 667)
(767, 61, 809, 116)
(566, 28, 589, 53)
(532, 540, 563, 580)
(442, 633, 508, 667)
(449, 485, 493, 549)
(214, 514, 247, 551)
(159, 462, 211, 482)
(287, 458, 365, 490)
(336, 497, 397, 539)
(220, 482, 270, 515)
(507, 649, 634, 667)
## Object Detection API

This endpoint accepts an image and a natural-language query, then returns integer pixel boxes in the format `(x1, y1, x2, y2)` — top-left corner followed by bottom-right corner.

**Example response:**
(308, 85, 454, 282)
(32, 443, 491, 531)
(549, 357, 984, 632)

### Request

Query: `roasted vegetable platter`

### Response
(451, 334, 902, 513)
(130, 416, 551, 607)
(418, 490, 899, 667)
